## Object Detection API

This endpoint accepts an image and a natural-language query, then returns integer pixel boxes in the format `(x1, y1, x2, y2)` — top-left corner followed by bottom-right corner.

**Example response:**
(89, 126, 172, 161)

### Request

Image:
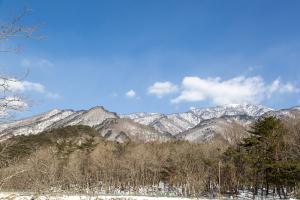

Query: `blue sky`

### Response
(0, 0, 300, 117)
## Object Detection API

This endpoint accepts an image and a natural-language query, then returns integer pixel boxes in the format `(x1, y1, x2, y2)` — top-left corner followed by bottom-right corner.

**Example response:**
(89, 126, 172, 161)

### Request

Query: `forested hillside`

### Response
(0, 117, 300, 198)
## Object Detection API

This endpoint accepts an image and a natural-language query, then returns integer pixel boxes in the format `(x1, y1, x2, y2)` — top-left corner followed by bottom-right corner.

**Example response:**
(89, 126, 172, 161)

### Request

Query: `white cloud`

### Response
(0, 96, 28, 108)
(0, 78, 60, 99)
(0, 96, 28, 118)
(148, 81, 178, 98)
(0, 79, 45, 93)
(20, 81, 45, 93)
(267, 78, 298, 97)
(171, 76, 298, 105)
(126, 89, 136, 98)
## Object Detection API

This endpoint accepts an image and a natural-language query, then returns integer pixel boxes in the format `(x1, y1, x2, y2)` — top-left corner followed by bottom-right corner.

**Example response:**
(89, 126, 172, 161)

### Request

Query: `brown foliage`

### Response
(0, 127, 225, 196)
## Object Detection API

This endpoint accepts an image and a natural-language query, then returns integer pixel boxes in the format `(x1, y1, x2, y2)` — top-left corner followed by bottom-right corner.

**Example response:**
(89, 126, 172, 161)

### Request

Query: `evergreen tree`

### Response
(223, 116, 300, 198)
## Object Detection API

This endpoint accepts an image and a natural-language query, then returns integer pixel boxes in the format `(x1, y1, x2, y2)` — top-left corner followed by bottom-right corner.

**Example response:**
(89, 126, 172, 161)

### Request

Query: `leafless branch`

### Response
(0, 6, 44, 53)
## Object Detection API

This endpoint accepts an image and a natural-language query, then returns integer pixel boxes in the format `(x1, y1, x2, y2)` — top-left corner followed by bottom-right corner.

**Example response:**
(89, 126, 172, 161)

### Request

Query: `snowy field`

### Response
(0, 192, 298, 200)
(0, 193, 205, 200)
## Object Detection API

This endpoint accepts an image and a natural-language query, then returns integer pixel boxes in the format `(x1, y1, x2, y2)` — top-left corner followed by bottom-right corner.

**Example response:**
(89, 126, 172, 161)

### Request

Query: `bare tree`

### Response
(0, 7, 40, 121)
(0, 7, 41, 52)
(224, 122, 249, 145)
(0, 8, 41, 190)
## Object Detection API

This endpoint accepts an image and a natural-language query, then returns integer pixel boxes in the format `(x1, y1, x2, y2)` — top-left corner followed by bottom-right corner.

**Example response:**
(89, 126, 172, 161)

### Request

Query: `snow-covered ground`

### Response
(0, 193, 205, 200)
(0, 192, 298, 200)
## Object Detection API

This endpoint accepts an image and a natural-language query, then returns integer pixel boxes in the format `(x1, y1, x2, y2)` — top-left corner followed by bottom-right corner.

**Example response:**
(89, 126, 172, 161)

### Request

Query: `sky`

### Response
(0, 0, 300, 118)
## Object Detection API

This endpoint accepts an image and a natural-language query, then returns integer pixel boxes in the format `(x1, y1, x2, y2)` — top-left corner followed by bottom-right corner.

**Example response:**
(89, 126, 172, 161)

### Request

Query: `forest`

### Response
(0, 116, 299, 199)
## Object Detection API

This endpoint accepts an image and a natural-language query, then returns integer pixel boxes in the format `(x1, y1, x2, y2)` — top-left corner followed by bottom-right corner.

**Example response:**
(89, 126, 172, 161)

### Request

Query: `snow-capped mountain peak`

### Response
(123, 103, 273, 135)
(0, 106, 118, 140)
(1, 103, 299, 144)
(190, 103, 273, 119)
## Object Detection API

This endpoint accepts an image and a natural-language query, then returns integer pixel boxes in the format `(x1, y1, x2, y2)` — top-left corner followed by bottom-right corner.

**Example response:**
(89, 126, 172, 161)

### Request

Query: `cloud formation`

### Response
(0, 78, 60, 99)
(0, 96, 28, 118)
(148, 81, 178, 98)
(6, 80, 45, 93)
(171, 76, 298, 105)
(126, 89, 136, 98)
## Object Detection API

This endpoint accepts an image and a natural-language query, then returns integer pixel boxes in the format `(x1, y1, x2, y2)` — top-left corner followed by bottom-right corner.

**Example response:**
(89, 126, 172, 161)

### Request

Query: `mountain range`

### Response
(0, 103, 299, 143)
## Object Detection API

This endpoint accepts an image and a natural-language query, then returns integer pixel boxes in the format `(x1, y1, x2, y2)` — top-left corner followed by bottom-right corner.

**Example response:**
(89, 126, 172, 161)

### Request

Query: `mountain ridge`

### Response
(0, 103, 299, 143)
(123, 103, 273, 134)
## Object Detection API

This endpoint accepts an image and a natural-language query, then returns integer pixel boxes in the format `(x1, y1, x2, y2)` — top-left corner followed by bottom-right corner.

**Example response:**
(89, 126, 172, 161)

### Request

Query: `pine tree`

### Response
(223, 116, 300, 198)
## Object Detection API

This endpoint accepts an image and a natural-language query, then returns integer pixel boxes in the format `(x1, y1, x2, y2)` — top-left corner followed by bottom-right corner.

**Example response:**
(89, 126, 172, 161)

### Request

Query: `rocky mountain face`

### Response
(0, 106, 118, 140)
(95, 118, 173, 143)
(176, 115, 253, 143)
(0, 103, 299, 143)
(123, 104, 300, 143)
(123, 103, 273, 134)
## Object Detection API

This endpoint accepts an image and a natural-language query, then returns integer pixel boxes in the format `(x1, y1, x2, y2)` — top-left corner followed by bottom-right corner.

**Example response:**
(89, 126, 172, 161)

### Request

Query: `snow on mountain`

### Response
(0, 106, 172, 143)
(0, 109, 63, 132)
(0, 109, 75, 139)
(122, 112, 198, 135)
(123, 103, 272, 135)
(1, 103, 299, 143)
(176, 115, 253, 143)
(63, 106, 118, 127)
(176, 105, 300, 143)
(95, 118, 173, 143)
(121, 113, 164, 126)
(263, 106, 300, 119)
(190, 103, 272, 120)
(0, 106, 118, 140)
(292, 106, 300, 111)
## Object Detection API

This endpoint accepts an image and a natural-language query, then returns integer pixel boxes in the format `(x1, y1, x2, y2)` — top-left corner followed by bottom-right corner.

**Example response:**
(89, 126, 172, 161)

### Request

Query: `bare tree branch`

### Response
(0, 8, 39, 120)
(0, 7, 44, 53)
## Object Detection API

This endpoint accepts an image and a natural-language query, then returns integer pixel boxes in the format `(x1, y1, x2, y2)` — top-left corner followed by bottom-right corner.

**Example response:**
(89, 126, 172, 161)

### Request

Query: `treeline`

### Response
(221, 116, 300, 198)
(0, 125, 224, 196)
(0, 117, 300, 198)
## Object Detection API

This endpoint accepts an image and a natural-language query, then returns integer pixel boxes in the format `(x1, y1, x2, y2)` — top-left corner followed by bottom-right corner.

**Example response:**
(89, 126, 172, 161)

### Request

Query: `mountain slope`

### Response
(0, 106, 118, 140)
(176, 115, 253, 143)
(0, 109, 75, 140)
(176, 105, 300, 144)
(95, 118, 173, 143)
(123, 103, 272, 134)
(1, 104, 299, 143)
